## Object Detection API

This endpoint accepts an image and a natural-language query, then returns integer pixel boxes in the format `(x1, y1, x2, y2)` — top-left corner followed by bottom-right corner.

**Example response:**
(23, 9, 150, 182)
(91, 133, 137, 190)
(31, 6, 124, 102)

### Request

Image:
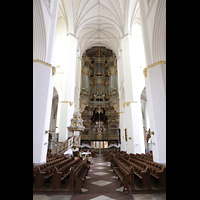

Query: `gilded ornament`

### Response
(143, 61, 166, 77)
(123, 101, 138, 108)
(59, 101, 74, 106)
(52, 66, 56, 76)
(33, 59, 57, 76)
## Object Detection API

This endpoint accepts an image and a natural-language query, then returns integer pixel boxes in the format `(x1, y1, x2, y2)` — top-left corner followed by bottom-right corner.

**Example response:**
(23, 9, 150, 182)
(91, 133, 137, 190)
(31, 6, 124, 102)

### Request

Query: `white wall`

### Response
(52, 14, 79, 142)
(139, 0, 166, 164)
(139, 0, 166, 65)
(119, 11, 147, 154)
(145, 63, 166, 163)
(33, 0, 59, 164)
(33, 0, 165, 163)
(33, 62, 54, 163)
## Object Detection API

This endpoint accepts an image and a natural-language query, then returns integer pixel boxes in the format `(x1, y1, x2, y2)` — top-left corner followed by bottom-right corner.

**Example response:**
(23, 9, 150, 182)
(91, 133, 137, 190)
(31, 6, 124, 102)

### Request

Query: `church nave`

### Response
(33, 0, 166, 198)
(33, 153, 166, 200)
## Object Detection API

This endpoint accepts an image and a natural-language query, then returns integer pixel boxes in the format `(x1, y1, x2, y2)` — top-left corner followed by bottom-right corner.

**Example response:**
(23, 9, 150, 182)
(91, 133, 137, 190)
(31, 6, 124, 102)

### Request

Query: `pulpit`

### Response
(67, 112, 85, 152)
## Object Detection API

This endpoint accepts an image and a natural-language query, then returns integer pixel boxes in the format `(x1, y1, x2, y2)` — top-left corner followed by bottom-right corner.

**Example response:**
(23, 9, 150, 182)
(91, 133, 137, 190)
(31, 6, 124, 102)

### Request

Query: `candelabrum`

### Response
(95, 121, 106, 136)
(95, 105, 106, 136)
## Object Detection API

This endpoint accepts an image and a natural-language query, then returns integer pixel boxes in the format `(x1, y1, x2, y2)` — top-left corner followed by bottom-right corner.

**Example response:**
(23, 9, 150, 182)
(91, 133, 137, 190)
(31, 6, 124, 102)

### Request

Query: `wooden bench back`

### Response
(75, 158, 88, 178)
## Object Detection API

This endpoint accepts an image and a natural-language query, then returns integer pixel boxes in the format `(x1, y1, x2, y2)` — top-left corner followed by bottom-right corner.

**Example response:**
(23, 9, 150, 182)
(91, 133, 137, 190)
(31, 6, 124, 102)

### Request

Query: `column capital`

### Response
(123, 101, 138, 108)
(59, 101, 75, 107)
(33, 59, 56, 76)
(143, 61, 166, 78)
(33, 59, 52, 67)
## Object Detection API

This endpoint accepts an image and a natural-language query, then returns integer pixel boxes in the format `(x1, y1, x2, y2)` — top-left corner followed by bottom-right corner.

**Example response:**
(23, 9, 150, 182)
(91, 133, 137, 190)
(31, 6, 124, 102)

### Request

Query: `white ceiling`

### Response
(58, 0, 139, 58)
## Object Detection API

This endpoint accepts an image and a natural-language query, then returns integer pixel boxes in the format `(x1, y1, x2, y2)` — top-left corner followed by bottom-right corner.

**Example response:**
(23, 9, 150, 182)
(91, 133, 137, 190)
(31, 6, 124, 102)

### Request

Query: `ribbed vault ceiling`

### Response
(58, 0, 139, 58)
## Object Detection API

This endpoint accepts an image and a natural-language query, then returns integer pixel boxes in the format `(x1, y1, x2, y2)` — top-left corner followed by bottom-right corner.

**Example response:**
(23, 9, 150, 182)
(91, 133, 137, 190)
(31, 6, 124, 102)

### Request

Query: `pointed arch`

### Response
(152, 0, 166, 63)
(33, 0, 46, 61)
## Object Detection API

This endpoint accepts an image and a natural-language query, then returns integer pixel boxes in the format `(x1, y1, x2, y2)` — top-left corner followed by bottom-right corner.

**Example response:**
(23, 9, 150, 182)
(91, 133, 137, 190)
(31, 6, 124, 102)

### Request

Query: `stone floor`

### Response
(33, 154, 166, 200)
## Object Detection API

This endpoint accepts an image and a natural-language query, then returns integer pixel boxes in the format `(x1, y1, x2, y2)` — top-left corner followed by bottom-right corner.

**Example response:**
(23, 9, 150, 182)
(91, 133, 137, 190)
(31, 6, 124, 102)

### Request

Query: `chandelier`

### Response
(95, 106, 106, 135)
(95, 121, 104, 134)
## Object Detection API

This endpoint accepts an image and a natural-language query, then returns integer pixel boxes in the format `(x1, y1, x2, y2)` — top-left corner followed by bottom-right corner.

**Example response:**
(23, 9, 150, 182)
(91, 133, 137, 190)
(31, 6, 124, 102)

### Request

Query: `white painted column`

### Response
(121, 34, 145, 154)
(74, 57, 81, 112)
(33, 0, 59, 163)
(56, 101, 74, 142)
(121, 35, 133, 153)
(64, 34, 77, 102)
(119, 112, 126, 151)
(145, 63, 166, 164)
(118, 72, 124, 150)
(55, 34, 77, 142)
(124, 102, 145, 154)
(118, 54, 126, 151)
(33, 61, 54, 164)
(121, 34, 134, 102)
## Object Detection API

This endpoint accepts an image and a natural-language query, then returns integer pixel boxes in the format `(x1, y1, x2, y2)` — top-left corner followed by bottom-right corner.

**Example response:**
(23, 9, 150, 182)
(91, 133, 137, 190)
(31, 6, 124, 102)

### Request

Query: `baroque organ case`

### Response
(80, 47, 120, 146)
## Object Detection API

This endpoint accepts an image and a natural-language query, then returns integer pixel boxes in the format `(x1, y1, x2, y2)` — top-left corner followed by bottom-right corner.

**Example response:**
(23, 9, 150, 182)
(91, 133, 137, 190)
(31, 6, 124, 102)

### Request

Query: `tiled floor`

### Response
(91, 179, 112, 186)
(33, 154, 166, 200)
(33, 193, 166, 200)
(93, 172, 109, 176)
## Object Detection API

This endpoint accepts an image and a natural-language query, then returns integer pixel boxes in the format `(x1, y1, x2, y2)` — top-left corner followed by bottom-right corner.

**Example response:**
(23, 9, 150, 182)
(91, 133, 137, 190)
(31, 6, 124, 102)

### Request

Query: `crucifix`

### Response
(143, 127, 154, 144)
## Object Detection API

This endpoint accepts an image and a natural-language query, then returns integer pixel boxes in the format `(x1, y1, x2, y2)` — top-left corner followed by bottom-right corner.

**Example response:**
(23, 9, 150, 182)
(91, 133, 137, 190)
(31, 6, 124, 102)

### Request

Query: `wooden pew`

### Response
(113, 157, 130, 192)
(46, 156, 62, 163)
(129, 157, 166, 189)
(33, 156, 73, 190)
(69, 158, 90, 193)
(33, 155, 67, 177)
(121, 157, 152, 190)
(114, 157, 135, 191)
(91, 150, 96, 157)
(51, 157, 81, 190)
(34, 167, 45, 190)
(104, 150, 111, 161)
(75, 158, 90, 193)
(149, 165, 166, 189)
